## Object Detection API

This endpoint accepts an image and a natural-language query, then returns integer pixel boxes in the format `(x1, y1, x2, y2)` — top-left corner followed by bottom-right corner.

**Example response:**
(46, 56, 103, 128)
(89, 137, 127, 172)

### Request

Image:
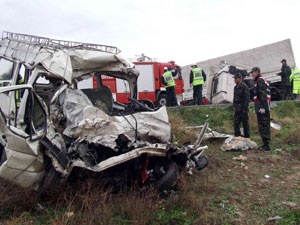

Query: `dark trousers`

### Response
(234, 111, 250, 138)
(281, 85, 292, 100)
(256, 111, 271, 146)
(166, 86, 177, 107)
(193, 85, 203, 105)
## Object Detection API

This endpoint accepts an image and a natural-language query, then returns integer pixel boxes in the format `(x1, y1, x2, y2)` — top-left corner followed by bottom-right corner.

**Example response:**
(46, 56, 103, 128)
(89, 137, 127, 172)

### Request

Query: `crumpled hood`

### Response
(53, 88, 171, 150)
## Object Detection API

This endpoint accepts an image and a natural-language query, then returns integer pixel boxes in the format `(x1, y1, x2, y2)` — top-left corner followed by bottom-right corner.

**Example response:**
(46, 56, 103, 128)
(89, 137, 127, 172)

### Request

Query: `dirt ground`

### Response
(195, 142, 300, 224)
(0, 143, 299, 225)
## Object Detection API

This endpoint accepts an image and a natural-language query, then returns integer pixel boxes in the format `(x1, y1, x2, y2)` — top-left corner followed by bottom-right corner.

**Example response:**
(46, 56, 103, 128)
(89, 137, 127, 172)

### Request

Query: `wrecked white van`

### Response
(0, 32, 208, 192)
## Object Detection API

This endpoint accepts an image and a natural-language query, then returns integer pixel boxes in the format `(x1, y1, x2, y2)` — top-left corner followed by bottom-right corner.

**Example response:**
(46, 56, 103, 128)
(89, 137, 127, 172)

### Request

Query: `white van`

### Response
(0, 32, 208, 192)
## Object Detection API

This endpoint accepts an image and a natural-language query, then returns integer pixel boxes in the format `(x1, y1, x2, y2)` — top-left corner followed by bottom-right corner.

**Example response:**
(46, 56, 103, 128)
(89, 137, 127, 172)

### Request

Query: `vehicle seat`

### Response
(81, 86, 113, 113)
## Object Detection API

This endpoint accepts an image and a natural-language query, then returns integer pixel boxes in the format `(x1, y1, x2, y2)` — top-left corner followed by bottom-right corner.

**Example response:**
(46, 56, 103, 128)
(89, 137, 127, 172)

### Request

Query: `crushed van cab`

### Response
(0, 32, 208, 192)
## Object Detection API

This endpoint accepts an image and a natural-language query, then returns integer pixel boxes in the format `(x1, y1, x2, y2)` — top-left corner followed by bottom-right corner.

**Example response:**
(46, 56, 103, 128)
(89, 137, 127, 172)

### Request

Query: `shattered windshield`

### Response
(0, 58, 14, 81)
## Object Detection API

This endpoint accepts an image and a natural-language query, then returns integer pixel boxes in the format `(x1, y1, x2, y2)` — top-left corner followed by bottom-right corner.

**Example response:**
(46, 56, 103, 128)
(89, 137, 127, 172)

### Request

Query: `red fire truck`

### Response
(94, 60, 184, 106)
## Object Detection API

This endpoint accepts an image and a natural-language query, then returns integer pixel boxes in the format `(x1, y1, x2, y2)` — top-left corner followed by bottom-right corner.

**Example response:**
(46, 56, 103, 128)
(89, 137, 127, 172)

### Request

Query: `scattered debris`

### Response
(221, 136, 257, 151)
(185, 125, 230, 140)
(240, 162, 248, 170)
(233, 155, 247, 161)
(267, 215, 282, 222)
(270, 118, 282, 130)
(204, 127, 231, 140)
(34, 203, 45, 212)
(187, 125, 257, 151)
(65, 212, 74, 218)
(281, 201, 297, 207)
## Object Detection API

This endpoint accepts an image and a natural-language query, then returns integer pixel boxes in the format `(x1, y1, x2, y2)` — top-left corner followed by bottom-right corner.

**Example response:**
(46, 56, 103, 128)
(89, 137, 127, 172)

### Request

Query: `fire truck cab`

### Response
(98, 59, 184, 107)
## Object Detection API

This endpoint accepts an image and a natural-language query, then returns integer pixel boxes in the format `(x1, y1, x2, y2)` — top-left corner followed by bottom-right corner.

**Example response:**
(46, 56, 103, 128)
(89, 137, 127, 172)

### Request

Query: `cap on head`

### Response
(164, 67, 168, 71)
(233, 73, 242, 79)
(191, 63, 197, 67)
(250, 67, 260, 74)
(281, 59, 286, 63)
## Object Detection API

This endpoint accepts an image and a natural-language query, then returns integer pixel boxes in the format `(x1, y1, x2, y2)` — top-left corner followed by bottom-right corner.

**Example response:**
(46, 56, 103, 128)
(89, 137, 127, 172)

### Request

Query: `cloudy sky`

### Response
(1, 0, 299, 67)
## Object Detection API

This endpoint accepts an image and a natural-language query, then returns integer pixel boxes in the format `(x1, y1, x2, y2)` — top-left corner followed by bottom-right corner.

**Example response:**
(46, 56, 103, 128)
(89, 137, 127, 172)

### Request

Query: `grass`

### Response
(1, 101, 300, 224)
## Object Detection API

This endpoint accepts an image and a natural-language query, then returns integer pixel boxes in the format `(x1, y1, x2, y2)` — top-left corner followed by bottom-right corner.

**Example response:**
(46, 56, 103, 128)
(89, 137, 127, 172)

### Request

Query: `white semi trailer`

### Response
(181, 39, 296, 105)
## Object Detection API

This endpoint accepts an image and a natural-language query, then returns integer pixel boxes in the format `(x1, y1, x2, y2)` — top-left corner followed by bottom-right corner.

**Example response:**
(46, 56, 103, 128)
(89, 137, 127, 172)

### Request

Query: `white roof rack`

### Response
(2, 31, 121, 54)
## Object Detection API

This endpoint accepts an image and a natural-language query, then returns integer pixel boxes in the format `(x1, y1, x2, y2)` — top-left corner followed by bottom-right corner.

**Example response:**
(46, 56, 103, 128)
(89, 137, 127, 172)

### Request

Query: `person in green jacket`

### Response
(190, 64, 206, 105)
(289, 67, 300, 100)
(161, 67, 178, 106)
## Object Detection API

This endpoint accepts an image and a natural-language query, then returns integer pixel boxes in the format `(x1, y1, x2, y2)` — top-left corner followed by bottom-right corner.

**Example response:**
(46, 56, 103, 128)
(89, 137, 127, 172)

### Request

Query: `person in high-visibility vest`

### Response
(289, 67, 300, 100)
(161, 67, 178, 106)
(190, 64, 206, 105)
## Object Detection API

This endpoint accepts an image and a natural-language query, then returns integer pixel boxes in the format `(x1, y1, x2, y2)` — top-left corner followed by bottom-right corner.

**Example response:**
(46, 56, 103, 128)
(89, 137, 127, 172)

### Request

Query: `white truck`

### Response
(181, 39, 296, 105)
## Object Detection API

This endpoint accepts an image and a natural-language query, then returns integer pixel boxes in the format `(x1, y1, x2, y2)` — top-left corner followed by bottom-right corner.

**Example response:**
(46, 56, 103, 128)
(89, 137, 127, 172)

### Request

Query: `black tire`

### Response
(157, 93, 167, 107)
(154, 161, 179, 192)
(195, 156, 209, 170)
(0, 144, 5, 165)
(39, 165, 62, 192)
(187, 99, 195, 106)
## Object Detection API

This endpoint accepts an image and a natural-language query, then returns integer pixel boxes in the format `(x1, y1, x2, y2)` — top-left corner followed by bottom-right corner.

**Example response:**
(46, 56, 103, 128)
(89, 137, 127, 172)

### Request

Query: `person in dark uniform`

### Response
(233, 73, 250, 138)
(161, 67, 178, 106)
(16, 74, 25, 108)
(190, 64, 206, 105)
(250, 67, 271, 151)
(277, 59, 292, 100)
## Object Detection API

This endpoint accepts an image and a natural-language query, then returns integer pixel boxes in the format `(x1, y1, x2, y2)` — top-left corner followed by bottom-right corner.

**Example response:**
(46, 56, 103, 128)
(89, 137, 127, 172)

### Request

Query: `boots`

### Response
(258, 139, 270, 151)
(257, 145, 270, 151)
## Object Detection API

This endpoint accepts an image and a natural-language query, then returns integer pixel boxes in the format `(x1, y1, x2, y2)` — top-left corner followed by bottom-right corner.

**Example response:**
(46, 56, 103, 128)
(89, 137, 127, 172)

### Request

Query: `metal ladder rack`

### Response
(2, 31, 121, 54)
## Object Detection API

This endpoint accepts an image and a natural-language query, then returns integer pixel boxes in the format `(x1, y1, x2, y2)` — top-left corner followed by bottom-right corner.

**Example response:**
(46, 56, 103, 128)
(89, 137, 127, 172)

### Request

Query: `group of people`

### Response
(277, 59, 300, 100)
(234, 59, 300, 151)
(161, 59, 300, 151)
(161, 64, 207, 106)
(233, 67, 271, 151)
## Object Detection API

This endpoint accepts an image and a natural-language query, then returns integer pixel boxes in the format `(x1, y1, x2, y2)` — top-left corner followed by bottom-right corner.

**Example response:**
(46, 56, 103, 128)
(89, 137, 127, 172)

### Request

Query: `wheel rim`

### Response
(159, 98, 167, 106)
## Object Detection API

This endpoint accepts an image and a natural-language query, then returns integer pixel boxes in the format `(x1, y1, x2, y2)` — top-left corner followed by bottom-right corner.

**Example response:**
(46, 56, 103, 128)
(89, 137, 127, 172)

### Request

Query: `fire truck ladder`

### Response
(2, 31, 121, 54)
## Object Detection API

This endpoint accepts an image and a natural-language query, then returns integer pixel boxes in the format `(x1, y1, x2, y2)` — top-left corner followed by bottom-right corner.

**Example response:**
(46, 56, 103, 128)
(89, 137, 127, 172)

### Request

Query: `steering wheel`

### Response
(128, 97, 154, 112)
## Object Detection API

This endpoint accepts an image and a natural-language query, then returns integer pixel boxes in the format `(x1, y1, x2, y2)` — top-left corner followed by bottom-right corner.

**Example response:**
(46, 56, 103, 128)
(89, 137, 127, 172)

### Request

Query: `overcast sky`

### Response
(1, 0, 299, 67)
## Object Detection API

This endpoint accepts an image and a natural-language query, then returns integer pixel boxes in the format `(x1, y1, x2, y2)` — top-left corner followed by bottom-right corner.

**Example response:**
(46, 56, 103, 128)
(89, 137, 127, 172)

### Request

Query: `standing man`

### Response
(190, 64, 206, 105)
(277, 59, 292, 100)
(16, 74, 25, 109)
(161, 67, 178, 106)
(233, 73, 250, 138)
(289, 67, 300, 100)
(250, 67, 271, 151)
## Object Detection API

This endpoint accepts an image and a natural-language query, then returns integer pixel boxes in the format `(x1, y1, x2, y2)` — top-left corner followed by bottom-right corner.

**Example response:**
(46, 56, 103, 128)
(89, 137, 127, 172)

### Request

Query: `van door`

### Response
(0, 85, 47, 190)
